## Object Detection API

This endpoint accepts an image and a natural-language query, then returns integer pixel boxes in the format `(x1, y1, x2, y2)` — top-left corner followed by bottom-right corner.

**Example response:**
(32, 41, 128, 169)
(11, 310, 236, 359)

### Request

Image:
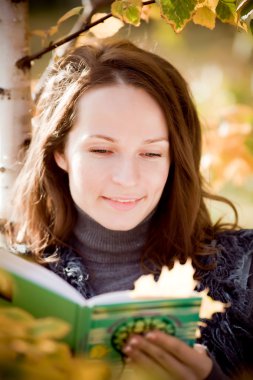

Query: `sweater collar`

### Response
(70, 206, 153, 264)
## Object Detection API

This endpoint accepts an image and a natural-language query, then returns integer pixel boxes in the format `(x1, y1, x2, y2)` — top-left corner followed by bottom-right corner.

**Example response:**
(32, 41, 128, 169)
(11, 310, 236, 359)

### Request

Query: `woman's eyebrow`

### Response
(87, 134, 115, 142)
(143, 138, 169, 144)
(87, 135, 169, 144)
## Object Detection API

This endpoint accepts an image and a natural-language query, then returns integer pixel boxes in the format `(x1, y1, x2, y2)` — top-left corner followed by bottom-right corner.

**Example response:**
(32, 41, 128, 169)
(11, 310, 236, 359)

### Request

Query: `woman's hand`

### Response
(122, 331, 213, 380)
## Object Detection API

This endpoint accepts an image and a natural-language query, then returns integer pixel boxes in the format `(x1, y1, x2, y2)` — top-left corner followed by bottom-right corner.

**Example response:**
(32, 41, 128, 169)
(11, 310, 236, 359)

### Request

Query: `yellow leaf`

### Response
(28, 317, 70, 340)
(132, 260, 196, 298)
(90, 13, 124, 38)
(0, 307, 34, 323)
(196, 0, 219, 12)
(31, 6, 83, 43)
(89, 344, 110, 359)
(199, 290, 229, 319)
(33, 339, 69, 355)
(30, 29, 48, 39)
(57, 6, 84, 26)
(0, 345, 16, 361)
(10, 339, 33, 355)
(48, 26, 58, 37)
(0, 318, 28, 338)
(16, 361, 65, 380)
(0, 269, 13, 301)
(193, 6, 216, 29)
(71, 358, 111, 380)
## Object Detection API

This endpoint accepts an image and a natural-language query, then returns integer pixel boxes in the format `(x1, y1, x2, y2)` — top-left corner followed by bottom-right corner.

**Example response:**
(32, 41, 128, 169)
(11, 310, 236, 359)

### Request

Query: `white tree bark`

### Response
(0, 0, 31, 222)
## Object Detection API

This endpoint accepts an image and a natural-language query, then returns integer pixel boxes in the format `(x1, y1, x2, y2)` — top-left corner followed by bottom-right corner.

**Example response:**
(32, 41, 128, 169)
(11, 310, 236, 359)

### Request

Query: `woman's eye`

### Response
(143, 152, 162, 158)
(89, 149, 112, 154)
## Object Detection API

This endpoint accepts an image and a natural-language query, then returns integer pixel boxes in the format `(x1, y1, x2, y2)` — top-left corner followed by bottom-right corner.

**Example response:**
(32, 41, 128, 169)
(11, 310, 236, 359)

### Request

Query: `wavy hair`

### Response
(8, 39, 238, 269)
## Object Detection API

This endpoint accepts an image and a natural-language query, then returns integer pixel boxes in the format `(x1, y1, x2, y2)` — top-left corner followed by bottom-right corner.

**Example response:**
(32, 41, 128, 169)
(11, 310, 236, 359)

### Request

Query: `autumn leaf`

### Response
(0, 269, 13, 302)
(158, 0, 198, 33)
(197, 0, 219, 12)
(111, 0, 142, 26)
(193, 6, 216, 29)
(90, 13, 124, 38)
(28, 318, 70, 340)
(57, 6, 84, 25)
(0, 307, 34, 323)
(31, 6, 84, 45)
(216, 0, 237, 24)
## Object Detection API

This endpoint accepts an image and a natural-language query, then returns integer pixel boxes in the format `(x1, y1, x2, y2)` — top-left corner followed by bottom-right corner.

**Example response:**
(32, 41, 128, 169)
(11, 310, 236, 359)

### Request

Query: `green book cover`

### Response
(0, 247, 202, 364)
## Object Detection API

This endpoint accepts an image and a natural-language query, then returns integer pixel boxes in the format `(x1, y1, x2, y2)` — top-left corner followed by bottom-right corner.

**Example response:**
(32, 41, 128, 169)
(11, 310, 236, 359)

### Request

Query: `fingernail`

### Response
(123, 345, 131, 353)
(193, 343, 208, 354)
(129, 337, 138, 346)
(146, 332, 156, 340)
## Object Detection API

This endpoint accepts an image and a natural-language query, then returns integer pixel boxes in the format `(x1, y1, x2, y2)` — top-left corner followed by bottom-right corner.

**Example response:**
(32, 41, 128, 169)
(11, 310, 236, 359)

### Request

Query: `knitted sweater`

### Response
(45, 229, 253, 378)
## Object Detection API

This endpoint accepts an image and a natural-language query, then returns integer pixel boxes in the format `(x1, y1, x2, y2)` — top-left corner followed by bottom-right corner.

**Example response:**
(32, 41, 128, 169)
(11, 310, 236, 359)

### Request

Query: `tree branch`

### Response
(16, 0, 155, 70)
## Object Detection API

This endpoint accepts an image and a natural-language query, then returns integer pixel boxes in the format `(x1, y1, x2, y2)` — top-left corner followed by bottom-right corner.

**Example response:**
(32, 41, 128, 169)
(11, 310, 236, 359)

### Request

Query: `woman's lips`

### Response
(102, 196, 143, 211)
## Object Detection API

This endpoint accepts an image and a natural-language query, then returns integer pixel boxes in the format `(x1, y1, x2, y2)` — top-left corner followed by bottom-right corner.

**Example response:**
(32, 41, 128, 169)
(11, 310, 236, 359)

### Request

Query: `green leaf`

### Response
(236, 0, 253, 20)
(199, 0, 219, 12)
(216, 0, 237, 23)
(158, 0, 198, 33)
(111, 0, 142, 26)
(250, 18, 253, 33)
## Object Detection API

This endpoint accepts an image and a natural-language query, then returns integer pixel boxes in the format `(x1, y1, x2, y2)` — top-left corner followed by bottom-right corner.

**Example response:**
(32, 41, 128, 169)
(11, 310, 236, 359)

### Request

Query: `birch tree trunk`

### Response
(0, 0, 31, 224)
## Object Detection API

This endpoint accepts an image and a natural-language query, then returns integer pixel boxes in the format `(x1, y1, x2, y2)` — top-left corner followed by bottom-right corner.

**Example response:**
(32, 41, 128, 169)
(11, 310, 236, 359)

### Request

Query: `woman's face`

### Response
(55, 84, 170, 230)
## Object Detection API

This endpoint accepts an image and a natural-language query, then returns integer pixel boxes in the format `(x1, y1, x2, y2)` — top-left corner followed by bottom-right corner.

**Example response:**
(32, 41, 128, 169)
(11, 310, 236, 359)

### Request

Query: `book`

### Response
(0, 247, 202, 364)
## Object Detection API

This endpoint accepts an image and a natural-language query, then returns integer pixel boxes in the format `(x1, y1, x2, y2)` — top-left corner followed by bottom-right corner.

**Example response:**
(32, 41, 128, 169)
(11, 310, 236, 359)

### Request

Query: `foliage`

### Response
(110, 0, 253, 33)
(31, 0, 253, 36)
(201, 104, 253, 189)
(28, 0, 253, 37)
(0, 298, 110, 380)
(112, 0, 143, 26)
(31, 6, 84, 45)
(22, 0, 253, 70)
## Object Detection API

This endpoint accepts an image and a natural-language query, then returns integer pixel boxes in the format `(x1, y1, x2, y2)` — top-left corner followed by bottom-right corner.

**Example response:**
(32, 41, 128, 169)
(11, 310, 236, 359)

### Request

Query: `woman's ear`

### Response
(54, 151, 68, 172)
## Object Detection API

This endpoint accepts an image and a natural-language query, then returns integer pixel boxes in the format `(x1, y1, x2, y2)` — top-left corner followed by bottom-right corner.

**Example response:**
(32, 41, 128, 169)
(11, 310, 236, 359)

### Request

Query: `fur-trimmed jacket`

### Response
(46, 229, 253, 378)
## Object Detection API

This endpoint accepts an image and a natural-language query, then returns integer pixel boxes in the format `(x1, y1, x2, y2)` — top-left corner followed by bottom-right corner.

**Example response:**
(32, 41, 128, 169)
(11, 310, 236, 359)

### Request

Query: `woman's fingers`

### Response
(193, 343, 209, 355)
(123, 334, 194, 380)
(123, 331, 213, 380)
(125, 347, 173, 380)
(146, 331, 212, 378)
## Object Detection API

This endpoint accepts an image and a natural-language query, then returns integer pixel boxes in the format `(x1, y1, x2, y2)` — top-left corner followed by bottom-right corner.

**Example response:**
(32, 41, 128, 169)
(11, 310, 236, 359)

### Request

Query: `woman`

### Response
(8, 39, 253, 379)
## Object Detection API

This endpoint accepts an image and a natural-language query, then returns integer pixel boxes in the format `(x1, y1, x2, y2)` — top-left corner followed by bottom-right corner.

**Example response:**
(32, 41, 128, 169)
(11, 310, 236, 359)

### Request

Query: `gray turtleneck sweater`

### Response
(69, 207, 152, 297)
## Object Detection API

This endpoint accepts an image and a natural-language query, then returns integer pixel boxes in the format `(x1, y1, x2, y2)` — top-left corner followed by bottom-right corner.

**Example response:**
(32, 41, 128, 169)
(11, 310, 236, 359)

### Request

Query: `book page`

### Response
(87, 289, 201, 306)
(0, 248, 86, 305)
(87, 290, 134, 306)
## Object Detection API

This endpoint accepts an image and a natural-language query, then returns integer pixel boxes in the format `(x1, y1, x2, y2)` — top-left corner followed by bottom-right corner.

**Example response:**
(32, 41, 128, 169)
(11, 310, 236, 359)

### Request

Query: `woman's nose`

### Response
(112, 157, 139, 187)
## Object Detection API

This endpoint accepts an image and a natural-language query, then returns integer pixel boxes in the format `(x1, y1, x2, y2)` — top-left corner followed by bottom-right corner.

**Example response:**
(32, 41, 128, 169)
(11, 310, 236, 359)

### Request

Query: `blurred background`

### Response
(29, 0, 253, 228)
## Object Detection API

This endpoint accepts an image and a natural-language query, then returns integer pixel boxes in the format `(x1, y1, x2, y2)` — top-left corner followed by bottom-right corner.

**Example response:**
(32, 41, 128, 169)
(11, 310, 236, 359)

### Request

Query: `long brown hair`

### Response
(8, 39, 238, 268)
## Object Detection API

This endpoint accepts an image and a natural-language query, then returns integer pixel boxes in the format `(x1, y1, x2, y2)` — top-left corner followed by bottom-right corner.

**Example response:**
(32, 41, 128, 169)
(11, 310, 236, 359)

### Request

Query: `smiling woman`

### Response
(54, 85, 170, 231)
(5, 39, 253, 380)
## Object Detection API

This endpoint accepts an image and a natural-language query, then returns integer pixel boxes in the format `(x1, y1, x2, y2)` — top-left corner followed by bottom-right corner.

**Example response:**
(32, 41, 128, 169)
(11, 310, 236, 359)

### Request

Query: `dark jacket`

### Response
(195, 229, 253, 378)
(46, 229, 253, 379)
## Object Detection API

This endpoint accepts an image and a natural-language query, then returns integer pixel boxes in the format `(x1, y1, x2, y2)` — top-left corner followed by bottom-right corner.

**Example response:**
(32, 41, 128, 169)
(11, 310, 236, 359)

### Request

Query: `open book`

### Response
(0, 247, 202, 363)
